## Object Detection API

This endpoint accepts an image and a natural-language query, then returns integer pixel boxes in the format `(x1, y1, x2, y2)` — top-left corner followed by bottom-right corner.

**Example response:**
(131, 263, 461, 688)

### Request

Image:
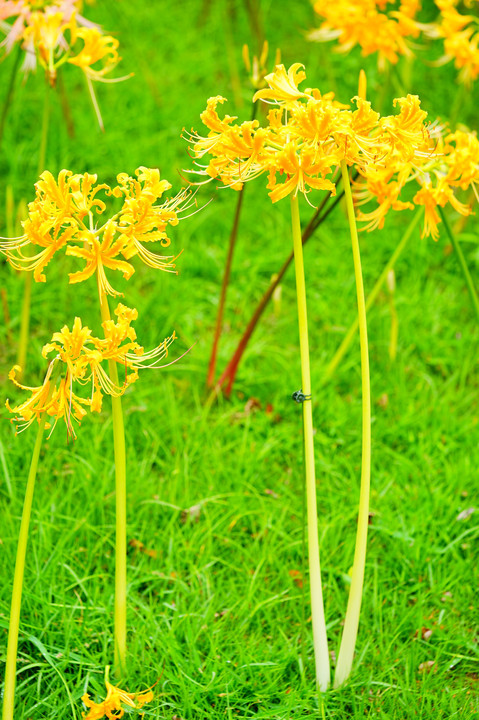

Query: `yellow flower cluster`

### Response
(81, 666, 154, 719)
(435, 0, 479, 84)
(0, 0, 122, 86)
(310, 0, 479, 84)
(0, 167, 192, 296)
(309, 0, 424, 67)
(355, 126, 479, 239)
(7, 303, 176, 437)
(186, 63, 432, 205)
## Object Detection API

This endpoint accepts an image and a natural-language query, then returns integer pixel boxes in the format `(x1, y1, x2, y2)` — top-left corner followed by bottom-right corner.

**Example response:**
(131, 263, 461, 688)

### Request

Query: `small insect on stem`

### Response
(291, 389, 312, 403)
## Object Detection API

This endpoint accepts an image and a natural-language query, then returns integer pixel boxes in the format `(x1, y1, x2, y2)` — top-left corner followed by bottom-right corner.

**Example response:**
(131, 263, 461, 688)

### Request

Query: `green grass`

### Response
(1, 0, 479, 717)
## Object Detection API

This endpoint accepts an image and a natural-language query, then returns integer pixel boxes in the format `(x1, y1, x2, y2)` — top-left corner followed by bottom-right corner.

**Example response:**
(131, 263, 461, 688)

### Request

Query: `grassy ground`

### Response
(1, 1, 478, 718)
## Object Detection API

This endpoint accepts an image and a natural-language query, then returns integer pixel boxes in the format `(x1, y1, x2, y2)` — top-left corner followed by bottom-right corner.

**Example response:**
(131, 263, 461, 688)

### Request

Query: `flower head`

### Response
(1, 168, 193, 295)
(434, 0, 479, 84)
(7, 305, 177, 437)
(309, 0, 426, 69)
(0, 1, 129, 125)
(186, 63, 433, 205)
(81, 666, 154, 719)
(354, 123, 478, 239)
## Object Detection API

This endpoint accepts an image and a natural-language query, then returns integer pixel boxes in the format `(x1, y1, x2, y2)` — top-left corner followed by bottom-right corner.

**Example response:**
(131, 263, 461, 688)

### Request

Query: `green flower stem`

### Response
(2, 361, 59, 720)
(97, 282, 127, 677)
(322, 209, 422, 385)
(334, 161, 372, 688)
(223, 0, 243, 110)
(38, 80, 51, 175)
(0, 44, 22, 151)
(387, 271, 398, 362)
(290, 193, 330, 693)
(16, 82, 51, 380)
(438, 206, 479, 322)
(16, 273, 32, 380)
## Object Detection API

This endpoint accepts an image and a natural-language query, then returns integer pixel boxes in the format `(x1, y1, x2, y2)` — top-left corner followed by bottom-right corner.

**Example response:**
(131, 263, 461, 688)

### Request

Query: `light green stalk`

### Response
(16, 82, 51, 379)
(438, 206, 479, 322)
(0, 45, 22, 150)
(334, 161, 372, 688)
(97, 279, 127, 677)
(386, 270, 398, 362)
(322, 209, 422, 384)
(16, 273, 32, 381)
(2, 360, 59, 720)
(290, 193, 330, 692)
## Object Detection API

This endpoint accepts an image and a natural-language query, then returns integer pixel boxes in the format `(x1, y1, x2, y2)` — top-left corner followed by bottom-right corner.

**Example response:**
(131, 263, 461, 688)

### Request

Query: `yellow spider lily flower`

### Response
(66, 224, 135, 297)
(0, 0, 128, 125)
(67, 27, 121, 81)
(354, 120, 478, 238)
(189, 62, 478, 235)
(434, 0, 479, 84)
(253, 62, 308, 105)
(187, 63, 435, 205)
(6, 361, 92, 437)
(81, 666, 154, 719)
(378, 95, 429, 162)
(0, 168, 192, 294)
(6, 306, 177, 436)
(309, 0, 426, 69)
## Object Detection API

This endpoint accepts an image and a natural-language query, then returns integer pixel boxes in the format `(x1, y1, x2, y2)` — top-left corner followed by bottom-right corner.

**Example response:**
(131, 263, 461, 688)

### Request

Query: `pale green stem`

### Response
(223, 0, 243, 110)
(387, 272, 398, 363)
(322, 209, 422, 384)
(97, 279, 127, 677)
(2, 361, 59, 720)
(15, 273, 32, 379)
(290, 194, 330, 693)
(438, 206, 479, 322)
(6, 185, 15, 239)
(37, 80, 51, 175)
(334, 161, 372, 688)
(0, 44, 22, 151)
(16, 81, 51, 379)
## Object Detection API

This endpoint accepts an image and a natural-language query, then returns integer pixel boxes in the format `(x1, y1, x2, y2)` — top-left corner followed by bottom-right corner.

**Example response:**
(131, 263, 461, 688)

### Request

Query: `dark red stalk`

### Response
(215, 187, 345, 397)
(57, 71, 75, 138)
(206, 184, 246, 387)
(206, 103, 258, 388)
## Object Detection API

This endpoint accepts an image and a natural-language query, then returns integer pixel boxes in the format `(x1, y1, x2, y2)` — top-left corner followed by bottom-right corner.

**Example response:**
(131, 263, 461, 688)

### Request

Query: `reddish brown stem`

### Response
(216, 188, 344, 397)
(206, 184, 246, 387)
(207, 103, 258, 388)
(57, 71, 75, 138)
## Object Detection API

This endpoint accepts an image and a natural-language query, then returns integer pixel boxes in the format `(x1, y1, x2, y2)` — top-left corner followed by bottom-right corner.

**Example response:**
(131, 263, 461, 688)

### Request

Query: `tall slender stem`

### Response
(207, 104, 258, 387)
(16, 273, 32, 378)
(206, 185, 245, 387)
(0, 45, 22, 151)
(290, 193, 330, 692)
(334, 161, 372, 688)
(2, 362, 59, 720)
(322, 209, 422, 384)
(57, 71, 75, 138)
(37, 81, 51, 175)
(16, 81, 51, 379)
(223, 0, 243, 110)
(97, 281, 127, 676)
(438, 206, 479, 322)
